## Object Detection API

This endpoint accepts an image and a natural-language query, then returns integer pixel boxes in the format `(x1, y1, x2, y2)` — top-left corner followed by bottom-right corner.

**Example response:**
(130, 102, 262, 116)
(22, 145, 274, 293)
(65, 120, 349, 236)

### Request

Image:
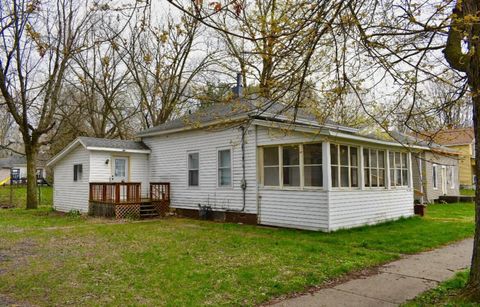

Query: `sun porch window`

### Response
(261, 143, 323, 188)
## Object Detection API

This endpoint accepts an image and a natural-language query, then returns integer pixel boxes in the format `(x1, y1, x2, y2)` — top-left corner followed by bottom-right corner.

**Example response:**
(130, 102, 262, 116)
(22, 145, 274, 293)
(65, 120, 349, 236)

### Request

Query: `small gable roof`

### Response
(47, 137, 150, 167)
(77, 137, 150, 151)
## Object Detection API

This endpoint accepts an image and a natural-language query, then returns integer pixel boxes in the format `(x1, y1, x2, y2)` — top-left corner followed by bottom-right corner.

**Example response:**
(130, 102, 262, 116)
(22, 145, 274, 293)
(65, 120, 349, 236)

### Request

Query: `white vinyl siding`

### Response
(329, 189, 414, 231)
(143, 127, 257, 214)
(258, 189, 329, 231)
(89, 151, 150, 197)
(53, 144, 90, 213)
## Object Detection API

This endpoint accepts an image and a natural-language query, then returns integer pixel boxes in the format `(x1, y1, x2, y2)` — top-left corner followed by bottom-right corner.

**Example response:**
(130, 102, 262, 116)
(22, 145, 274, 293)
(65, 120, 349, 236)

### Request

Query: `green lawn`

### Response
(460, 188, 476, 196)
(0, 200, 475, 306)
(404, 270, 480, 306)
(0, 185, 52, 208)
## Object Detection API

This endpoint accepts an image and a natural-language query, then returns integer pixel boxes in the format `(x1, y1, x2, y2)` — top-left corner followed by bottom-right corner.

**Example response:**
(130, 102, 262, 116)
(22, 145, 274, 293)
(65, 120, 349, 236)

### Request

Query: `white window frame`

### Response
(363, 148, 386, 189)
(450, 166, 455, 189)
(187, 151, 200, 187)
(330, 143, 359, 189)
(217, 147, 233, 188)
(261, 143, 323, 190)
(432, 164, 438, 190)
(303, 143, 323, 188)
(73, 164, 83, 182)
(282, 144, 301, 187)
(262, 146, 281, 187)
(389, 151, 409, 188)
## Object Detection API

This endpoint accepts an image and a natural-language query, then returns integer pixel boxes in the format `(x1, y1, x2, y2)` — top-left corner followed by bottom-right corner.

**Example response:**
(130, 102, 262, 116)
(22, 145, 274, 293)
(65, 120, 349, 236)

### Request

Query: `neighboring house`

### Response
(49, 101, 427, 232)
(47, 138, 151, 213)
(418, 128, 475, 189)
(412, 150, 460, 203)
(0, 155, 48, 185)
(394, 133, 460, 203)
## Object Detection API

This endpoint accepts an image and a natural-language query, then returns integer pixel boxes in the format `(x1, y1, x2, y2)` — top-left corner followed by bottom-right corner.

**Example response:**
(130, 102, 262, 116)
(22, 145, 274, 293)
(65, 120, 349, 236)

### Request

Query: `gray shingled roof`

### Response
(137, 99, 344, 137)
(0, 156, 27, 168)
(78, 137, 150, 151)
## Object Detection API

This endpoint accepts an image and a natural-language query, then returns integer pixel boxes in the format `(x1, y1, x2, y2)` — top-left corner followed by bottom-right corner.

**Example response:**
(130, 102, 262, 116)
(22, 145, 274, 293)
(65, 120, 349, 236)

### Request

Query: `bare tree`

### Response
(65, 31, 136, 139)
(0, 0, 97, 208)
(123, 14, 215, 129)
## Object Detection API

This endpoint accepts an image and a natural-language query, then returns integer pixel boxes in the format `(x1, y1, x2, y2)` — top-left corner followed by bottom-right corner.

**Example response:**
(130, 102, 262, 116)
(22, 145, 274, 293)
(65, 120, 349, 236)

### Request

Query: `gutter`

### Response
(85, 147, 151, 154)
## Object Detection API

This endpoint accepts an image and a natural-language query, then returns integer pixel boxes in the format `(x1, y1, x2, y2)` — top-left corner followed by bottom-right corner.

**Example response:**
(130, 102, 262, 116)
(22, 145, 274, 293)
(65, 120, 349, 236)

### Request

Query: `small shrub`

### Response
(67, 209, 81, 218)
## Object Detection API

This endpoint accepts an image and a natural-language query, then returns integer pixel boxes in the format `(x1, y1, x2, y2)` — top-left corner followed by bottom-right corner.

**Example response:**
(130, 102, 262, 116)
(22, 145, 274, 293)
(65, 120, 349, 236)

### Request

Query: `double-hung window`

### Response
(390, 152, 409, 187)
(450, 166, 455, 188)
(364, 149, 385, 187)
(73, 164, 83, 182)
(432, 164, 438, 189)
(188, 152, 199, 187)
(331, 144, 358, 188)
(218, 149, 232, 187)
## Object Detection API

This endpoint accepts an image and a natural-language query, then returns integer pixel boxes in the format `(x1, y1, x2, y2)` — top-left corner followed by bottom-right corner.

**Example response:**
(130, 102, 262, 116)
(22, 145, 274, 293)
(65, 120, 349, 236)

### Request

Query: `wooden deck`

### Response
(89, 182, 170, 219)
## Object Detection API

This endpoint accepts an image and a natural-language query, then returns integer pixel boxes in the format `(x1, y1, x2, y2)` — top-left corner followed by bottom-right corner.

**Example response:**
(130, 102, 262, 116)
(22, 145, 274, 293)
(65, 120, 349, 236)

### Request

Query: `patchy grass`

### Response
(0, 185, 52, 208)
(460, 188, 476, 196)
(0, 203, 475, 306)
(404, 270, 480, 306)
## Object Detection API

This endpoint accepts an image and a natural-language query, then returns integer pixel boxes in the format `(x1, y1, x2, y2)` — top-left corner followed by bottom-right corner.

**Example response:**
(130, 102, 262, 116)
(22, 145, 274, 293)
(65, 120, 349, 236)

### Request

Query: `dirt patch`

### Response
(0, 294, 35, 306)
(0, 239, 38, 274)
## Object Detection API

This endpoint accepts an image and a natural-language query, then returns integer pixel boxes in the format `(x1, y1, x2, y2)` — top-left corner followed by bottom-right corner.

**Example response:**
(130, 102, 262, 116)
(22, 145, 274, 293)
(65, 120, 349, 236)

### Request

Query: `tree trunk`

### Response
(25, 144, 38, 209)
(465, 91, 480, 300)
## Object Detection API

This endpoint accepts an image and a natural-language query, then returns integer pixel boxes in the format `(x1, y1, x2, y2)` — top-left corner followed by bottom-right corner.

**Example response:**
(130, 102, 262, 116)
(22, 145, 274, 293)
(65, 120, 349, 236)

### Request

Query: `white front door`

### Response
(441, 166, 447, 195)
(113, 157, 129, 182)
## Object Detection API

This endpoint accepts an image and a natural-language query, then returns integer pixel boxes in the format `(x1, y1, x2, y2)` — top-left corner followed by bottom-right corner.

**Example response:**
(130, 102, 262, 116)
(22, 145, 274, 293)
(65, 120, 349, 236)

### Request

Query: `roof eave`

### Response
(86, 146, 151, 154)
(136, 114, 250, 138)
(47, 139, 83, 167)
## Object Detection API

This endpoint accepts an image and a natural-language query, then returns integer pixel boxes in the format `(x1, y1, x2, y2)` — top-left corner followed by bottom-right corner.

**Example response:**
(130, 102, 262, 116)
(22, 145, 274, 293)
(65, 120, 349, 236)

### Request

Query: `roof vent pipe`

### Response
(233, 72, 243, 97)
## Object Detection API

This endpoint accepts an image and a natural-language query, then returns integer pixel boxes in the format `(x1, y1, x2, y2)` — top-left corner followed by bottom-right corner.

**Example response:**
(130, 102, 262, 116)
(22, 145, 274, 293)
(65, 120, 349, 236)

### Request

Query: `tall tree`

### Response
(0, 0, 95, 208)
(443, 0, 480, 298)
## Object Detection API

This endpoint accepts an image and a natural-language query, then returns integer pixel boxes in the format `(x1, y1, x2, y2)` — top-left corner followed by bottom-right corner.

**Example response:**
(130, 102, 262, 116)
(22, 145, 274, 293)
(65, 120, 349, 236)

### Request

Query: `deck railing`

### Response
(89, 182, 141, 204)
(150, 182, 170, 201)
(150, 182, 170, 216)
(89, 182, 170, 219)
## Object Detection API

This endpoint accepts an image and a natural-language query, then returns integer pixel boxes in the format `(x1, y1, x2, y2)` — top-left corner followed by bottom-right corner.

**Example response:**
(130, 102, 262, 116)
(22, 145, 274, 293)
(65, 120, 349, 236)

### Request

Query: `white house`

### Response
(49, 101, 420, 231)
(47, 137, 150, 213)
(0, 155, 48, 185)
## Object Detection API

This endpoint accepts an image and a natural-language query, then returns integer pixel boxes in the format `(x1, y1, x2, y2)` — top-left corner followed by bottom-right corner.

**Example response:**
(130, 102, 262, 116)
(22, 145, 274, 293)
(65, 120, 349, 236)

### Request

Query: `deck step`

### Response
(140, 202, 160, 218)
(140, 213, 159, 218)
(140, 210, 157, 214)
